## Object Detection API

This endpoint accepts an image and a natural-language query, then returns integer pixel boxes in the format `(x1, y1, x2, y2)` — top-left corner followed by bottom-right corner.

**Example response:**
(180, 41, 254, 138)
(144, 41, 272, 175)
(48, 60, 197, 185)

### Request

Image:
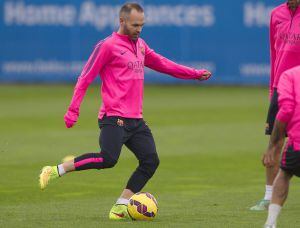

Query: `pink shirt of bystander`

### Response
(276, 65, 300, 150)
(269, 3, 300, 99)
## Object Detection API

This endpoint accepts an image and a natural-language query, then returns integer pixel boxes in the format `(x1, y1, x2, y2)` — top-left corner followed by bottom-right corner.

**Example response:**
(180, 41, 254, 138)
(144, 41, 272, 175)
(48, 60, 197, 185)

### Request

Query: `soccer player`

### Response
(39, 3, 211, 220)
(251, 0, 300, 211)
(263, 66, 300, 228)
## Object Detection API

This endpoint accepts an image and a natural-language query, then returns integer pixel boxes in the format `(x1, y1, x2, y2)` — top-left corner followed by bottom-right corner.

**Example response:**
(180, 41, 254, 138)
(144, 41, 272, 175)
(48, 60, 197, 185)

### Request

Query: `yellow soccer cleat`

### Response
(39, 166, 59, 190)
(109, 204, 130, 220)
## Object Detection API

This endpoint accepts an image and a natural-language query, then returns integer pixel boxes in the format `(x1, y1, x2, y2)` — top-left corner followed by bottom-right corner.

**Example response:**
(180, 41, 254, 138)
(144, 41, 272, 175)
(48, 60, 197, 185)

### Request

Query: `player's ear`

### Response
(119, 17, 125, 26)
(119, 16, 127, 26)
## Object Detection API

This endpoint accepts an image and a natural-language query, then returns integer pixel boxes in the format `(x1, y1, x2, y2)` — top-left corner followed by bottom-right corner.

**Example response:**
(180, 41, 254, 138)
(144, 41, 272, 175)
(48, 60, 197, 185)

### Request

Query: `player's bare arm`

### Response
(263, 120, 286, 168)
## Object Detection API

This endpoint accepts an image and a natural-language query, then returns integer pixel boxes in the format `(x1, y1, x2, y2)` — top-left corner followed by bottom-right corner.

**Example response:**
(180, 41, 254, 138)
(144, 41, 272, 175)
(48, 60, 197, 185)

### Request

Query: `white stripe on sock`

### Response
(116, 198, 129, 205)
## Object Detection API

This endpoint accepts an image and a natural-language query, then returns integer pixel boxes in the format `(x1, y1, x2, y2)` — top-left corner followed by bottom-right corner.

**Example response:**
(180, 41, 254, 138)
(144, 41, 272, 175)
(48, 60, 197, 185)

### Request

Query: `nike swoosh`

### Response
(112, 212, 125, 218)
(120, 50, 127, 55)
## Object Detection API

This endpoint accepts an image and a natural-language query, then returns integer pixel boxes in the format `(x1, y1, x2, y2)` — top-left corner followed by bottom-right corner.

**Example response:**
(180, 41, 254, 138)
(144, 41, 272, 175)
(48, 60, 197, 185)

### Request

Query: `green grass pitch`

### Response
(0, 85, 299, 227)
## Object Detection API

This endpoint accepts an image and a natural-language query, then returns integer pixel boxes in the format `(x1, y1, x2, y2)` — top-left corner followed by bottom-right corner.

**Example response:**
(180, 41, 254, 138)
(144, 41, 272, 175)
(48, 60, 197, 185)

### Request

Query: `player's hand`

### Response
(197, 70, 212, 81)
(64, 110, 78, 128)
(262, 148, 276, 168)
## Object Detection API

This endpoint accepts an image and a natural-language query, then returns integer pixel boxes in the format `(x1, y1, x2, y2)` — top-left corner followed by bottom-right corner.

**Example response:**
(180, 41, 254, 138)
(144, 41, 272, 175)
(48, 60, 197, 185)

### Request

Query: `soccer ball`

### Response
(127, 192, 158, 220)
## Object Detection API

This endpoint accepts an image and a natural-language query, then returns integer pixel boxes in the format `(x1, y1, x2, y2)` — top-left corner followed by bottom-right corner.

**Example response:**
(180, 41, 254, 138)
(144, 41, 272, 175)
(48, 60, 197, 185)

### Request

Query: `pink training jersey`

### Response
(269, 3, 300, 99)
(67, 32, 208, 119)
(276, 66, 300, 151)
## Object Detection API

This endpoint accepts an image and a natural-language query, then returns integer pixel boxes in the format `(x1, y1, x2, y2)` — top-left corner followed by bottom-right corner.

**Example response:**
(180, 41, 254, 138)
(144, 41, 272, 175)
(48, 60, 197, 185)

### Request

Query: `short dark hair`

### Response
(119, 2, 144, 17)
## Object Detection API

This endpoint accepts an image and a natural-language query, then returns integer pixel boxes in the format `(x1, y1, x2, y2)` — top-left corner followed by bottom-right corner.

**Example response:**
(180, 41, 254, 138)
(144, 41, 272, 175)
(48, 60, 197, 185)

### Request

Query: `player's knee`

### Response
(101, 152, 118, 168)
(151, 155, 160, 172)
(104, 159, 118, 168)
(141, 154, 160, 177)
(104, 157, 118, 168)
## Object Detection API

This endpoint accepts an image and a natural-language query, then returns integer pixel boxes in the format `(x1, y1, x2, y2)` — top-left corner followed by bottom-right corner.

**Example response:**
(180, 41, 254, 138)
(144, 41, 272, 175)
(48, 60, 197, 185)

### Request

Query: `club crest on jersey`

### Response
(117, 119, 124, 127)
(139, 46, 145, 56)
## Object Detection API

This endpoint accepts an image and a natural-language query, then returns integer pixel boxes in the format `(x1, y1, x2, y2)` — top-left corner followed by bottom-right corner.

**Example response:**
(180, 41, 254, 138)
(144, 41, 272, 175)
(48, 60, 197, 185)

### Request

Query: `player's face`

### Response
(121, 10, 145, 40)
(287, 0, 300, 10)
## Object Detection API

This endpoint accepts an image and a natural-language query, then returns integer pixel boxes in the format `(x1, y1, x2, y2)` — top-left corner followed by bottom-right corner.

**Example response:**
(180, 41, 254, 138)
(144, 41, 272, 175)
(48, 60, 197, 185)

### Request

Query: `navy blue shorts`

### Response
(281, 145, 300, 177)
(98, 116, 158, 167)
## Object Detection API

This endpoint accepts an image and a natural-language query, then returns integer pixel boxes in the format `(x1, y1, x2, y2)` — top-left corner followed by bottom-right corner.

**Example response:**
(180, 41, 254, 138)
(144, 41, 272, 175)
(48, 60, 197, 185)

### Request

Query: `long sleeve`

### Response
(67, 41, 111, 117)
(269, 12, 276, 100)
(276, 72, 295, 123)
(143, 42, 207, 80)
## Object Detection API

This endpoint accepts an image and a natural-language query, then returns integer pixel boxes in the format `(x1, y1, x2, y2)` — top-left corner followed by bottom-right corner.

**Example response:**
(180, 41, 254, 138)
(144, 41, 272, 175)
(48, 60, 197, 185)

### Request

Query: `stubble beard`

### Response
(123, 24, 138, 40)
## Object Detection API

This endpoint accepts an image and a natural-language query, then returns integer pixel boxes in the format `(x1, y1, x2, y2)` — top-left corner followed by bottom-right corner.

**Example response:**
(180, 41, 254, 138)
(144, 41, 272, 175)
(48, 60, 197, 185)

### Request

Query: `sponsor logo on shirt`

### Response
(279, 32, 300, 45)
(127, 60, 144, 73)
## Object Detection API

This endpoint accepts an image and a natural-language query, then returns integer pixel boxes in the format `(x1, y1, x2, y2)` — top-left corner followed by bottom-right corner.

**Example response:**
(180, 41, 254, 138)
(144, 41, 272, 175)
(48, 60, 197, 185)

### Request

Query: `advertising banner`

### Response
(0, 0, 282, 84)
